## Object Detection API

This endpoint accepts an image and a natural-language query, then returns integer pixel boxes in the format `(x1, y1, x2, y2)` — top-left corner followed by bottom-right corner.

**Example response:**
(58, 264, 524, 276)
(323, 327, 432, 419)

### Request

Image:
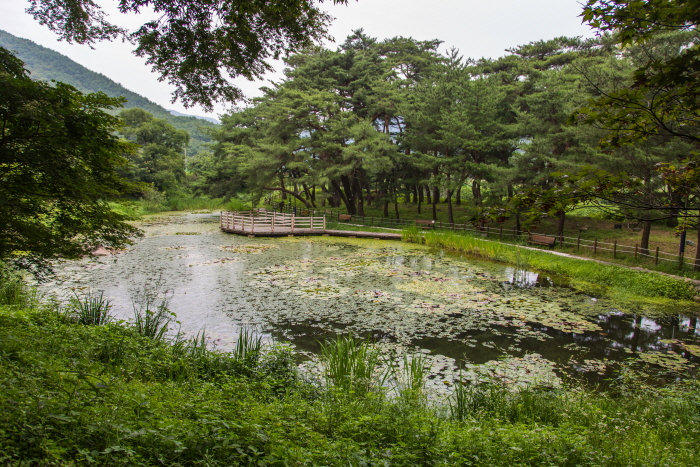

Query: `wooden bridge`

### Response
(219, 210, 402, 240)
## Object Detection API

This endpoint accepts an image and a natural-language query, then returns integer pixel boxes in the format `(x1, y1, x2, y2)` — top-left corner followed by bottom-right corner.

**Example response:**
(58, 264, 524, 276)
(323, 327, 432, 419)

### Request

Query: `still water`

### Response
(41, 213, 700, 389)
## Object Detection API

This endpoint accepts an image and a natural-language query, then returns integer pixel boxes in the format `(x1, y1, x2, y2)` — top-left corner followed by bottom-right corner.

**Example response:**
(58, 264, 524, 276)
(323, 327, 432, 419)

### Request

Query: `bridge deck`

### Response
(220, 226, 401, 239)
(219, 210, 401, 240)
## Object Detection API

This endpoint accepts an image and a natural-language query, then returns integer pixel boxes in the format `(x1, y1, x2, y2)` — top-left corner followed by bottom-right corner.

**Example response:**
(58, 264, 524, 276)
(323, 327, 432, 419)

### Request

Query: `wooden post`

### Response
(635, 244, 638, 260)
(577, 235, 581, 252)
(272, 212, 275, 233)
(485, 226, 489, 237)
(499, 227, 503, 240)
(323, 215, 326, 231)
(655, 246, 659, 265)
(594, 238, 597, 255)
(250, 212, 254, 234)
(291, 215, 295, 233)
(613, 241, 617, 259)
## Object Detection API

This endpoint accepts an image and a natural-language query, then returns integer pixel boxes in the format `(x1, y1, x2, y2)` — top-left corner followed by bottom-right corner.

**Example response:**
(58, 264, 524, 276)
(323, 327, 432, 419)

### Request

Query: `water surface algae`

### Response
(41, 215, 700, 391)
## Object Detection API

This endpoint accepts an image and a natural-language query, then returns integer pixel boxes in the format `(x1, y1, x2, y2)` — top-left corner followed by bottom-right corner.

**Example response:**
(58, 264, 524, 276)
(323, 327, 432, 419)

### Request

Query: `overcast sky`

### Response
(0, 0, 596, 119)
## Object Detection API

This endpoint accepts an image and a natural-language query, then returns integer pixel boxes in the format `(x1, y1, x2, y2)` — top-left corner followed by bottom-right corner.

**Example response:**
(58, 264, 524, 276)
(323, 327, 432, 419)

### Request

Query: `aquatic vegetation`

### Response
(67, 290, 113, 325)
(220, 244, 278, 254)
(405, 229, 699, 303)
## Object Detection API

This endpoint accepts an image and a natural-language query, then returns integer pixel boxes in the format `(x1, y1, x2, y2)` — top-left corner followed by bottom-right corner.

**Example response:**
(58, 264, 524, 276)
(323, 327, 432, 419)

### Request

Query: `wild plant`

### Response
(386, 351, 429, 402)
(0, 276, 39, 308)
(320, 336, 382, 394)
(68, 290, 113, 325)
(233, 327, 263, 367)
(132, 287, 175, 340)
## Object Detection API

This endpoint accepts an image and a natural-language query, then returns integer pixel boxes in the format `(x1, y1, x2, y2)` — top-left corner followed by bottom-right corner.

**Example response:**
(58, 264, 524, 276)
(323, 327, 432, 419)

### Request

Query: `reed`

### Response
(132, 292, 174, 340)
(320, 336, 382, 393)
(68, 290, 113, 325)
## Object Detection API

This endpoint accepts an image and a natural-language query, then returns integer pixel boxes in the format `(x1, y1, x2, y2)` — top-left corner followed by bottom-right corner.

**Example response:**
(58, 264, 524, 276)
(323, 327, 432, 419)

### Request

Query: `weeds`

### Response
(67, 290, 112, 325)
(320, 336, 382, 393)
(132, 287, 175, 340)
(0, 298, 699, 466)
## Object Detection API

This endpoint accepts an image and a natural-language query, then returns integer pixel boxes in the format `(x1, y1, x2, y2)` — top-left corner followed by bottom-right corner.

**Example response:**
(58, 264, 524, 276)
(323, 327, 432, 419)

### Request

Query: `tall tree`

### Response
(22, 0, 349, 109)
(0, 48, 140, 273)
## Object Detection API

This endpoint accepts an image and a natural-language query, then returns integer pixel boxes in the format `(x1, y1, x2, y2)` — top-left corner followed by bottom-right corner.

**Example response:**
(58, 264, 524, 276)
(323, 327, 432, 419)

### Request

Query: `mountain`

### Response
(0, 29, 217, 155)
(168, 110, 220, 125)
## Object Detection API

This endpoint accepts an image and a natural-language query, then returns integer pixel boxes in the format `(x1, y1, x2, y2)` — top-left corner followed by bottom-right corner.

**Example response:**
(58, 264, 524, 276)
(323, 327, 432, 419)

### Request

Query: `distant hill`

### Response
(0, 29, 217, 155)
(169, 110, 220, 125)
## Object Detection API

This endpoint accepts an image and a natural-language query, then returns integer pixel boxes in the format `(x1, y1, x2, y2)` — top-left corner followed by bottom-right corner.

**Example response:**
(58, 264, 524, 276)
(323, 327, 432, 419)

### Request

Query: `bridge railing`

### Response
(220, 210, 326, 233)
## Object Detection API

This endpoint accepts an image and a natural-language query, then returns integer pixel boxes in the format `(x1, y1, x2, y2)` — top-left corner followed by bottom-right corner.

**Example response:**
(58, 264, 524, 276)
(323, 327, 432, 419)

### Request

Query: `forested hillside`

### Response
(0, 29, 216, 155)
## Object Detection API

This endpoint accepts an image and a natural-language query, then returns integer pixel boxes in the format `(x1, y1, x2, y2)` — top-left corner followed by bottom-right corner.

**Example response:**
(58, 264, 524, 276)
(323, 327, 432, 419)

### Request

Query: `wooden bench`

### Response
(415, 219, 435, 229)
(338, 214, 352, 222)
(528, 233, 556, 248)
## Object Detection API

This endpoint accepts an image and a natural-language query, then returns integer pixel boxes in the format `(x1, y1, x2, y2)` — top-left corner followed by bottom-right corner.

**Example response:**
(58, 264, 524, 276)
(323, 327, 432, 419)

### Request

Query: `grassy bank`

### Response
(1, 283, 699, 466)
(403, 227, 700, 311)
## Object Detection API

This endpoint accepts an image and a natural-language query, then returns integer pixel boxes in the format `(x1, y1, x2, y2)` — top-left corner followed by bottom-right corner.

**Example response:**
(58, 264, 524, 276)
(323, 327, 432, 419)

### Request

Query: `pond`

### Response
(40, 213, 700, 391)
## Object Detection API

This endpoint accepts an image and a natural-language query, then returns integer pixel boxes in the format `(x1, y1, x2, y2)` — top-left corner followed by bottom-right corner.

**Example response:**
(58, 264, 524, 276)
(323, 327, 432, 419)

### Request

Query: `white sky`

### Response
(0, 0, 596, 119)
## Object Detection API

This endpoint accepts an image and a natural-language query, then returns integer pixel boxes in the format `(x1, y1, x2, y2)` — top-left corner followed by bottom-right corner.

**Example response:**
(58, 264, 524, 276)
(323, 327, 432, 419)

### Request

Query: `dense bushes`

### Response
(0, 294, 699, 465)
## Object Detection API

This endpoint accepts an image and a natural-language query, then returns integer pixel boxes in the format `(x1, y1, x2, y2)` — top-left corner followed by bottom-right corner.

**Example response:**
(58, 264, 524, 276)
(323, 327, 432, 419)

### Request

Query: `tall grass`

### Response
(132, 289, 175, 340)
(0, 279, 39, 308)
(67, 290, 112, 325)
(387, 351, 429, 401)
(404, 229, 698, 302)
(320, 336, 383, 393)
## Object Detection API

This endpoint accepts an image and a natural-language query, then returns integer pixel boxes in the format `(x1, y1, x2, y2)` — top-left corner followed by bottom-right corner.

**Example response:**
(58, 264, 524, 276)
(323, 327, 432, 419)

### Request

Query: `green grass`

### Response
(1, 286, 700, 466)
(402, 227, 700, 310)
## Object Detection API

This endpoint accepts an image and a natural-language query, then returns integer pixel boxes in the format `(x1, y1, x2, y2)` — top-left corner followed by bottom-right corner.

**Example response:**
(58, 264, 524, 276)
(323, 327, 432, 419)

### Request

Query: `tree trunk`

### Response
(640, 219, 652, 256)
(262, 187, 311, 207)
(340, 175, 356, 214)
(515, 211, 521, 235)
(419, 185, 424, 204)
(456, 185, 462, 206)
(302, 183, 316, 208)
(446, 189, 454, 224)
(393, 185, 400, 219)
(425, 185, 432, 205)
(472, 180, 482, 206)
(695, 211, 700, 271)
(353, 177, 365, 217)
(330, 179, 356, 214)
(383, 200, 389, 217)
(279, 175, 287, 200)
(432, 185, 439, 221)
(412, 185, 418, 204)
(556, 210, 565, 240)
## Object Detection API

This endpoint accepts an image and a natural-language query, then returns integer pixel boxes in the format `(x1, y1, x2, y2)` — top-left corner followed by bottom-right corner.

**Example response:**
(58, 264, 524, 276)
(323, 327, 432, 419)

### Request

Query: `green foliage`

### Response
(119, 108, 188, 194)
(131, 288, 175, 341)
(404, 229, 698, 302)
(67, 291, 113, 326)
(140, 186, 168, 213)
(165, 195, 224, 212)
(0, 30, 217, 156)
(0, 47, 141, 274)
(1, 296, 700, 466)
(320, 336, 382, 394)
(225, 197, 252, 211)
(21, 0, 349, 109)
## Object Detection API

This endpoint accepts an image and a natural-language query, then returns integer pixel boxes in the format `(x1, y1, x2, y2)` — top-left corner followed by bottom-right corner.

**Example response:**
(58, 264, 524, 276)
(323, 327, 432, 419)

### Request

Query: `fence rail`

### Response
(269, 205, 697, 269)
